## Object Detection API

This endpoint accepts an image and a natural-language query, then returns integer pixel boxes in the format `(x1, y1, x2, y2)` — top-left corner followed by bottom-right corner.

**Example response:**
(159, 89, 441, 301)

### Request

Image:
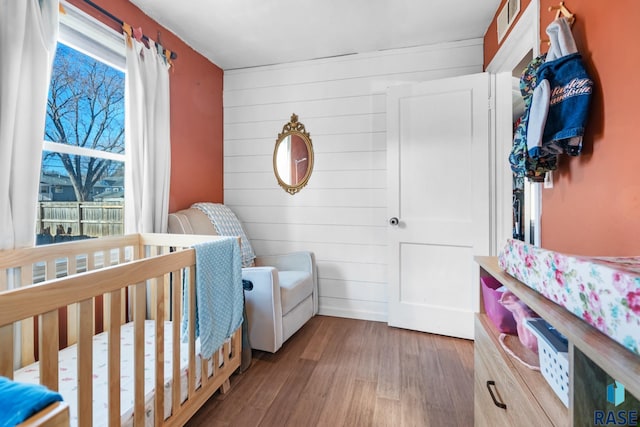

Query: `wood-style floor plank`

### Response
(343, 379, 377, 427)
(185, 315, 474, 427)
(285, 317, 348, 426)
(314, 318, 365, 427)
(376, 323, 401, 400)
(373, 396, 402, 427)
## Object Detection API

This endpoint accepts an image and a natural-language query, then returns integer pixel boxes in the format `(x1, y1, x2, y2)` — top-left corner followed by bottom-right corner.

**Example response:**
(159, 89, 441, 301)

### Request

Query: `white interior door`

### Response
(387, 73, 491, 340)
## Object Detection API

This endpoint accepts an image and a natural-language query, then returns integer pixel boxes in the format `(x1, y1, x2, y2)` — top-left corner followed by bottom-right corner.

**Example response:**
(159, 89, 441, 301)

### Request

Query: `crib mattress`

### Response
(14, 320, 213, 427)
(498, 238, 640, 356)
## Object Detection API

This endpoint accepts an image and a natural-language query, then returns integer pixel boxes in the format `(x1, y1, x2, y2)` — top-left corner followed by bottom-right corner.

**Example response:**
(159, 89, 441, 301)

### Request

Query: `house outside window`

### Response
(37, 2, 126, 244)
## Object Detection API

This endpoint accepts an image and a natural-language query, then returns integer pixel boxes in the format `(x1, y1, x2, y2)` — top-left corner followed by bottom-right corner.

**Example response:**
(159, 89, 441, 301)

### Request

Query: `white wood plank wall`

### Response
(223, 40, 484, 321)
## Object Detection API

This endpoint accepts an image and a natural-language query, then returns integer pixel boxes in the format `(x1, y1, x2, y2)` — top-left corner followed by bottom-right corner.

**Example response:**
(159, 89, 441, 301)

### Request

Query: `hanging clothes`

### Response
(526, 17, 594, 159)
(509, 54, 558, 184)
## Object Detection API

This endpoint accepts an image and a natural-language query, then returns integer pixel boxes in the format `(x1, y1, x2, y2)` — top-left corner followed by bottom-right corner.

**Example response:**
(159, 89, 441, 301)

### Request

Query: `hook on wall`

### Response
(549, 1, 575, 25)
(542, 2, 576, 46)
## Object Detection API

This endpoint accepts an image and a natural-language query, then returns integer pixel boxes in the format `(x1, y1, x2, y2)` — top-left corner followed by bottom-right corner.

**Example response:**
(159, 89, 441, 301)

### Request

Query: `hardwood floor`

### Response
(186, 315, 474, 427)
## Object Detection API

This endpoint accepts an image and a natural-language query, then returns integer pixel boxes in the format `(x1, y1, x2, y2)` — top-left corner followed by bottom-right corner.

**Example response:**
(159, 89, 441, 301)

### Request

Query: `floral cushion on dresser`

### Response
(498, 238, 640, 355)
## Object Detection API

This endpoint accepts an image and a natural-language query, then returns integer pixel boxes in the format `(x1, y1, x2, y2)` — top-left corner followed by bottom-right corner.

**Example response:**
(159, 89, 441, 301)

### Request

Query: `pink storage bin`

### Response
(481, 276, 517, 334)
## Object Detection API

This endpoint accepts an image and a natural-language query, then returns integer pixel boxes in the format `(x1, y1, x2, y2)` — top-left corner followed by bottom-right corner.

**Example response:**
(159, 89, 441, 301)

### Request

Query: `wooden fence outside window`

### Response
(36, 201, 124, 241)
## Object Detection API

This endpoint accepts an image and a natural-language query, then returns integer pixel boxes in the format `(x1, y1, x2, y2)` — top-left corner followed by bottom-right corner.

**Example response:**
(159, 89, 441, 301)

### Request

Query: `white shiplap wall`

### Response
(223, 39, 484, 321)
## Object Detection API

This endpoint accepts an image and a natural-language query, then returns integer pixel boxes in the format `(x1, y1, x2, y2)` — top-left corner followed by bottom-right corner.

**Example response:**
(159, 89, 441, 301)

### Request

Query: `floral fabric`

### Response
(498, 239, 640, 355)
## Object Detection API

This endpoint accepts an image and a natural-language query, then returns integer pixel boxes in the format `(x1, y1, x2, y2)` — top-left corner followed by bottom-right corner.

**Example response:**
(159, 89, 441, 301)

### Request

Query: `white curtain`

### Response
(0, 0, 58, 250)
(124, 38, 171, 234)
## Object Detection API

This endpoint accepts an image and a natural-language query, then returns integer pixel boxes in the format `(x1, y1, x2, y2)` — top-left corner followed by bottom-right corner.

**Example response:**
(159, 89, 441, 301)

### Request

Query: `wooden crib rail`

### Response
(0, 234, 140, 272)
(18, 402, 70, 427)
(0, 251, 193, 328)
(139, 232, 231, 248)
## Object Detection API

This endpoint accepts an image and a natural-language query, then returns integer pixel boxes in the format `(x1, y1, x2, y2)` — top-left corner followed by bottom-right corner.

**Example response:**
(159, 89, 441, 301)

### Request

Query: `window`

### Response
(37, 2, 126, 243)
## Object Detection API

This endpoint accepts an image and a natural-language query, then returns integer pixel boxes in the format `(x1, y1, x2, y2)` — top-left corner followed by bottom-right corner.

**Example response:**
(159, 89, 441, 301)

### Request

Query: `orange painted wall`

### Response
(485, 1, 640, 256)
(67, 0, 224, 213)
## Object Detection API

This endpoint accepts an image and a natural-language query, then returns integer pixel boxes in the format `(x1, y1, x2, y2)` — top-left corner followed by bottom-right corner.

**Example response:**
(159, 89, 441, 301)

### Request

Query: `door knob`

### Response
(389, 217, 399, 226)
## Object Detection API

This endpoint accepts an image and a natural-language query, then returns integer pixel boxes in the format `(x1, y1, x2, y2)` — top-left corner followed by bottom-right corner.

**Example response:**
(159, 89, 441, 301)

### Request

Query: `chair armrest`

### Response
(242, 266, 284, 352)
(255, 251, 318, 315)
(255, 251, 315, 274)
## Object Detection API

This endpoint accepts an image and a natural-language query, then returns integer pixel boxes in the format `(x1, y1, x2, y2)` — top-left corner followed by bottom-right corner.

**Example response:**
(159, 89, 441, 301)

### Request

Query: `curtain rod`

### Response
(82, 0, 178, 60)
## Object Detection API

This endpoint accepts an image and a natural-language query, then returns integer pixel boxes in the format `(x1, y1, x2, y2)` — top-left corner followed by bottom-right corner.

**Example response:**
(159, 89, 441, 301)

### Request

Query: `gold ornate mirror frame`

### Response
(273, 114, 314, 195)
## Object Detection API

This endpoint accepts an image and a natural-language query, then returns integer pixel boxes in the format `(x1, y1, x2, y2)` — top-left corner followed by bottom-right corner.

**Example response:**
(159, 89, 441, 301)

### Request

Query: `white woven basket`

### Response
(525, 319, 569, 407)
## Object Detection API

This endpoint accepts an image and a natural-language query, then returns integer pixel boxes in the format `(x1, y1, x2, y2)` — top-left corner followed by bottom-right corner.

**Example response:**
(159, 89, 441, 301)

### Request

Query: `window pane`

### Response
(38, 40, 125, 245)
(38, 152, 124, 244)
(44, 43, 125, 155)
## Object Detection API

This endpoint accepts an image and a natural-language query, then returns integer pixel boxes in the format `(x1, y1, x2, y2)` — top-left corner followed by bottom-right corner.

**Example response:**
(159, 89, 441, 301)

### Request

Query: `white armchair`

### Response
(168, 205, 317, 353)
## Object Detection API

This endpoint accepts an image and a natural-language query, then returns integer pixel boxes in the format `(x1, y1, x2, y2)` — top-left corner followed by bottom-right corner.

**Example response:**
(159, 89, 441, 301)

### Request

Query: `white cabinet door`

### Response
(387, 73, 491, 339)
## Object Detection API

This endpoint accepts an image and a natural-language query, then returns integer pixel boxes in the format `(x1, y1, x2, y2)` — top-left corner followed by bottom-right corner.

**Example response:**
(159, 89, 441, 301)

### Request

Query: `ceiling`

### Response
(129, 0, 501, 70)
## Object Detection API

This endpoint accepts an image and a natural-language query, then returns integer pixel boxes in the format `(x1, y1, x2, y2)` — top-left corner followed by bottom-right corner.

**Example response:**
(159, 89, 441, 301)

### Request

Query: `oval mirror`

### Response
(273, 114, 314, 195)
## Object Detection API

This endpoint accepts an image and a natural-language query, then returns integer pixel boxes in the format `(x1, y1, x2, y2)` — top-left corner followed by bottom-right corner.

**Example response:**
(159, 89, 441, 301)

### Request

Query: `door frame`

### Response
(486, 0, 541, 252)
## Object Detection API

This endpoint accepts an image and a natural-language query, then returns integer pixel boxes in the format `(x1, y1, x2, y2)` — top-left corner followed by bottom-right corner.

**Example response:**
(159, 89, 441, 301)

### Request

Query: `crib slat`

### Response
(221, 338, 232, 394)
(134, 282, 145, 426)
(39, 310, 59, 391)
(68, 255, 77, 275)
(133, 241, 142, 261)
(0, 325, 13, 379)
(119, 249, 127, 324)
(213, 350, 220, 379)
(224, 340, 231, 366)
(20, 319, 35, 367)
(20, 266, 36, 366)
(149, 275, 157, 321)
(154, 275, 165, 427)
(172, 270, 182, 414)
(201, 353, 208, 387)
(18, 265, 28, 286)
(77, 299, 93, 427)
(0, 269, 7, 291)
(67, 257, 78, 346)
(88, 253, 96, 331)
(163, 267, 171, 328)
(121, 288, 127, 325)
(108, 290, 121, 427)
(187, 267, 196, 399)
(67, 303, 78, 345)
(87, 252, 96, 271)
(233, 328, 242, 359)
(46, 259, 55, 281)
(118, 246, 126, 264)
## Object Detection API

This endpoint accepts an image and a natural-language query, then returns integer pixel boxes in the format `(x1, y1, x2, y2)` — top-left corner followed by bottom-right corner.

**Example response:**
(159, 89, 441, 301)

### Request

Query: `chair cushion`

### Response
(278, 270, 314, 315)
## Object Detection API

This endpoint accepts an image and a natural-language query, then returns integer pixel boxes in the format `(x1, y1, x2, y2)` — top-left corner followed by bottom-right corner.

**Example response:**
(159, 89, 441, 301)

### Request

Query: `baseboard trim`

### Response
(318, 306, 387, 323)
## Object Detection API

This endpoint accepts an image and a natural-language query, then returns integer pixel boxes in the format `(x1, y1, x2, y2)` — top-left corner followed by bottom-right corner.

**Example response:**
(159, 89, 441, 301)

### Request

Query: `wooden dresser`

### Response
(474, 256, 640, 427)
